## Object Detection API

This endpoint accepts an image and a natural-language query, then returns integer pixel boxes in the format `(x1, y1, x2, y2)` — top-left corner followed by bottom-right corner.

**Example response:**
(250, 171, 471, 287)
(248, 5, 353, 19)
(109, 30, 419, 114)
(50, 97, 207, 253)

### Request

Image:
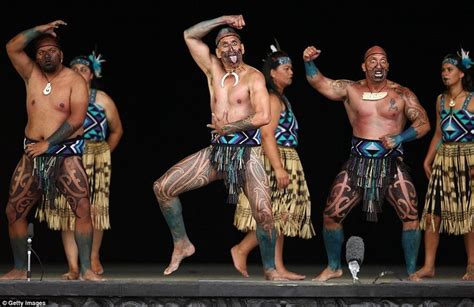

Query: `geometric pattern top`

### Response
(83, 89, 108, 141)
(440, 92, 474, 143)
(275, 96, 299, 147)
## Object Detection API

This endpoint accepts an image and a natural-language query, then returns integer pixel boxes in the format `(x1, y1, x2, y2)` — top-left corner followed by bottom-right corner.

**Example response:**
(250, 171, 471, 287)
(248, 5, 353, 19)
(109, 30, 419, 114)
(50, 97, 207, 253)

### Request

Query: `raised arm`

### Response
(183, 15, 245, 75)
(303, 45, 352, 102)
(97, 90, 123, 152)
(6, 20, 66, 80)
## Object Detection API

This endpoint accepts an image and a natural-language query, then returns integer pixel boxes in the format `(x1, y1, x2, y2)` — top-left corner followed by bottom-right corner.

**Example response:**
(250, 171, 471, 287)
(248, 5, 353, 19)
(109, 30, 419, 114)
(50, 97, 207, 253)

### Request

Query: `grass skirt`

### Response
(421, 142, 474, 235)
(35, 141, 111, 231)
(233, 146, 315, 239)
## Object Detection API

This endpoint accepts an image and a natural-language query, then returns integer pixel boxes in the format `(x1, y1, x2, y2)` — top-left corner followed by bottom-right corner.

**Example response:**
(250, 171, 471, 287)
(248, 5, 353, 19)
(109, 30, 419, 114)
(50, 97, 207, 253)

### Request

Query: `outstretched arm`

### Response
(6, 20, 67, 80)
(380, 87, 431, 149)
(303, 45, 352, 102)
(183, 15, 245, 75)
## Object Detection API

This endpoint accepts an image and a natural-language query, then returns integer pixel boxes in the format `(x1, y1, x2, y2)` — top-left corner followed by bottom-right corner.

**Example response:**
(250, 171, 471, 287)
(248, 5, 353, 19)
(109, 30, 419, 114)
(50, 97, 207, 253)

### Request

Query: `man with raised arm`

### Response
(303, 45, 430, 282)
(153, 15, 284, 280)
(2, 20, 103, 281)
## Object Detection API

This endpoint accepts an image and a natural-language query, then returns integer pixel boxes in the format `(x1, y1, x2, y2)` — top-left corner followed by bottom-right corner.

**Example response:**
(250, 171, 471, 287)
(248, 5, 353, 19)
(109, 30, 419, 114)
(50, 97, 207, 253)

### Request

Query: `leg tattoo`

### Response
(244, 148, 276, 271)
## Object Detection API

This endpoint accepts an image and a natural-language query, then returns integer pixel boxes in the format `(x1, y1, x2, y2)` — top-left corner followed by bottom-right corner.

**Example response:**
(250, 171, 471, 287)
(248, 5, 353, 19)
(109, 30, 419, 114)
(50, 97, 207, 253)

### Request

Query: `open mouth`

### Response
(374, 70, 384, 78)
(229, 55, 238, 63)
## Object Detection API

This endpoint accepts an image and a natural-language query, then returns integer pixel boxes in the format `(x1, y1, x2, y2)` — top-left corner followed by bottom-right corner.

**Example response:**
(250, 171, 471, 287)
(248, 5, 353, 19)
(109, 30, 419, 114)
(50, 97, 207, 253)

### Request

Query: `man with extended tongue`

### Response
(153, 14, 285, 280)
(303, 45, 431, 282)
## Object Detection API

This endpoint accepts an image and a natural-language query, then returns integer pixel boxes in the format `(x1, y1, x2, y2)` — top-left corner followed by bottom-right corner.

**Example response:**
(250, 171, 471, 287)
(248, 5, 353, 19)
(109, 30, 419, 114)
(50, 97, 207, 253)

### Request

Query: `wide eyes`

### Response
(37, 48, 59, 57)
(220, 41, 239, 48)
(368, 58, 387, 66)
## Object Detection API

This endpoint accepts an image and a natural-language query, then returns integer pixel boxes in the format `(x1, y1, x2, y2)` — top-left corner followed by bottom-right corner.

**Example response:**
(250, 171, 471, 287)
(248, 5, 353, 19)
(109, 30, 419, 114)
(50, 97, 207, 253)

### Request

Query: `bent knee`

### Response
(153, 178, 173, 202)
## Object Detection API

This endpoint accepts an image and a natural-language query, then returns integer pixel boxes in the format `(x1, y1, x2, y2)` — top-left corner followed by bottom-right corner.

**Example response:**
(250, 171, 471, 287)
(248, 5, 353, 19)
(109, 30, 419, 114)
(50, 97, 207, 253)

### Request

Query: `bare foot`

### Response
(462, 272, 474, 281)
(61, 271, 80, 280)
(312, 267, 343, 282)
(264, 269, 288, 281)
(91, 259, 104, 275)
(80, 269, 105, 281)
(0, 269, 27, 280)
(231, 245, 249, 278)
(462, 264, 474, 281)
(278, 269, 306, 280)
(408, 273, 422, 281)
(163, 241, 195, 275)
(415, 266, 435, 279)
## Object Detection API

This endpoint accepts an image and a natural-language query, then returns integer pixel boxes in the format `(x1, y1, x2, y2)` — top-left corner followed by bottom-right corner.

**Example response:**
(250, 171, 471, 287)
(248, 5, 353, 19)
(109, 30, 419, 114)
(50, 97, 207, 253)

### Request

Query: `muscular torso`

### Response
(345, 80, 407, 139)
(208, 62, 256, 123)
(25, 67, 84, 140)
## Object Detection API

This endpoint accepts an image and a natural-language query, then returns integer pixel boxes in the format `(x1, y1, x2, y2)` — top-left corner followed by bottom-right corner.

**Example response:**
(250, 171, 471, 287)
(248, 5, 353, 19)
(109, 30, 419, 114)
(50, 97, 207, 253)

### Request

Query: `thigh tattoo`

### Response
(324, 170, 361, 223)
(244, 148, 273, 231)
(56, 156, 89, 215)
(386, 166, 418, 222)
(6, 155, 41, 223)
(154, 148, 214, 203)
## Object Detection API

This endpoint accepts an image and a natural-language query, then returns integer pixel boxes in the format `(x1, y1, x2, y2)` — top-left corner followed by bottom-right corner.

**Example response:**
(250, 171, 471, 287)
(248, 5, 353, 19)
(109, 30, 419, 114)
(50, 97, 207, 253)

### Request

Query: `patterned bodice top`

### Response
(275, 96, 299, 147)
(83, 89, 108, 141)
(440, 92, 474, 142)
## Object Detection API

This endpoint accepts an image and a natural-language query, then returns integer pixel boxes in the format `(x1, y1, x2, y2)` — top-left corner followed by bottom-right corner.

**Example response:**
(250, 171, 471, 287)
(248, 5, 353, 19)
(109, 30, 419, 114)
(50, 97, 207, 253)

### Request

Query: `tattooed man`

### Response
(303, 45, 430, 281)
(2, 20, 102, 281)
(153, 15, 285, 280)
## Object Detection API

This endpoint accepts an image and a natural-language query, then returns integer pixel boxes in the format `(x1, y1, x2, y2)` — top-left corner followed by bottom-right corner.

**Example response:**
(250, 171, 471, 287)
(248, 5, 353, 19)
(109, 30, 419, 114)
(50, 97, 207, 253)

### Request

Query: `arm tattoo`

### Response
(222, 114, 256, 134)
(47, 122, 74, 147)
(331, 79, 352, 91)
(406, 102, 428, 128)
(22, 28, 40, 48)
(304, 61, 319, 78)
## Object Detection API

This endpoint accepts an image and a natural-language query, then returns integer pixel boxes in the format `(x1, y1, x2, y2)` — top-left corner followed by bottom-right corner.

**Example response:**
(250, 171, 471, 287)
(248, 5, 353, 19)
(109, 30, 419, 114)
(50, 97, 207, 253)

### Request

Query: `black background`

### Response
(1, 1, 473, 271)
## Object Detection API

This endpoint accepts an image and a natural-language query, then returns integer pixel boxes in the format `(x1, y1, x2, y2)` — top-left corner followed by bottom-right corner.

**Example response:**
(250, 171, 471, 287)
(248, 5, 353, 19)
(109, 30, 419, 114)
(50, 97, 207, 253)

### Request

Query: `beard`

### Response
(368, 69, 387, 82)
(222, 50, 243, 68)
(39, 58, 60, 74)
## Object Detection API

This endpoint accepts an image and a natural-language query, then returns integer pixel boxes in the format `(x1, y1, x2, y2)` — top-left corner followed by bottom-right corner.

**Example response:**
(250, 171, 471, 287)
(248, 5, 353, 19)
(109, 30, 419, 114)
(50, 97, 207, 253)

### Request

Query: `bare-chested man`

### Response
(2, 20, 103, 281)
(153, 15, 284, 280)
(303, 45, 430, 282)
